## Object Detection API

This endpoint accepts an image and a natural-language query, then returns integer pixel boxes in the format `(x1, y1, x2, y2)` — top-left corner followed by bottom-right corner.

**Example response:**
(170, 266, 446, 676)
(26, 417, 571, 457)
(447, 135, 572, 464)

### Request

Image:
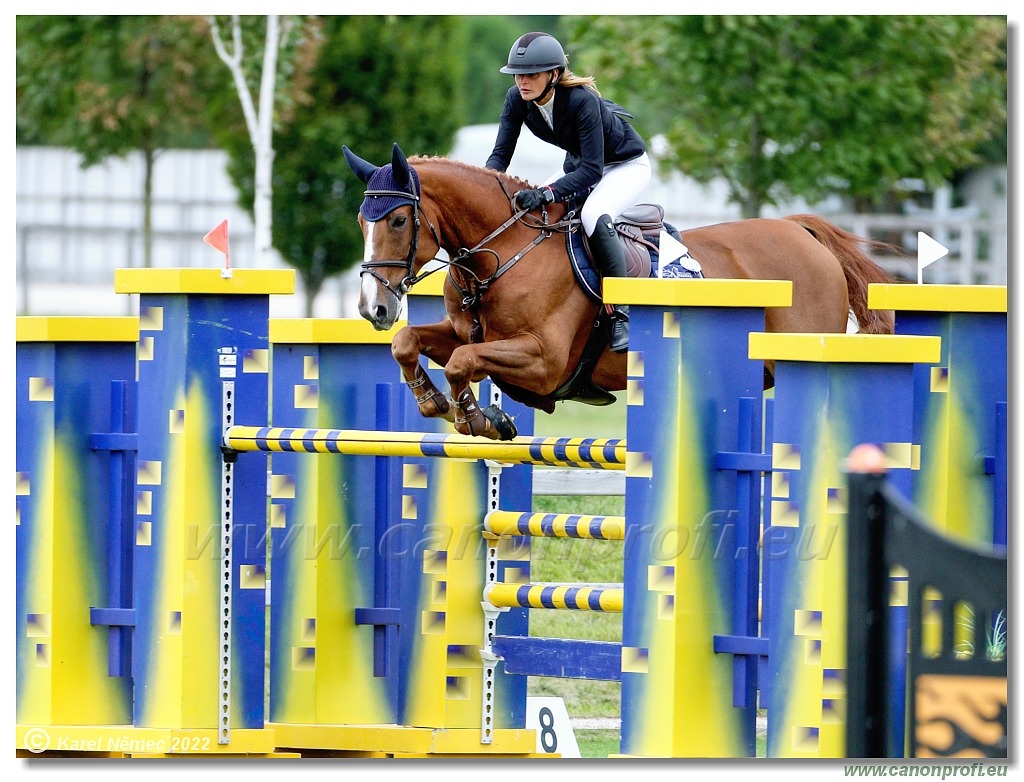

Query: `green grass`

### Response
(575, 730, 621, 758)
(533, 394, 627, 439)
(519, 398, 629, 726)
(524, 499, 626, 721)
(955, 607, 1007, 661)
(521, 417, 628, 750)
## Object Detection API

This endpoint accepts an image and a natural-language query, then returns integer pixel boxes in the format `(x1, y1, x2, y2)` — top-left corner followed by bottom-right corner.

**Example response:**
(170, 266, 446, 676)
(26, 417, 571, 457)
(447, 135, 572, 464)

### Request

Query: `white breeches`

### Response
(544, 152, 652, 235)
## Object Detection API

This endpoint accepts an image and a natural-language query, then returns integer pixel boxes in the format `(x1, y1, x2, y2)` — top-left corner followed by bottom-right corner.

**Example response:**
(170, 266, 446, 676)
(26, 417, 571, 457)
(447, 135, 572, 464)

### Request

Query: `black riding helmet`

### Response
(500, 32, 567, 74)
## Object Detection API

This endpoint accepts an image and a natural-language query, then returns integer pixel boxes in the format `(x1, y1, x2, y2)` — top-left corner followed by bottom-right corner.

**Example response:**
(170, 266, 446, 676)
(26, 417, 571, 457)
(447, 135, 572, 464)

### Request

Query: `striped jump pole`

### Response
(487, 584, 624, 612)
(868, 284, 1008, 547)
(485, 510, 626, 541)
(484, 548, 627, 684)
(223, 426, 626, 468)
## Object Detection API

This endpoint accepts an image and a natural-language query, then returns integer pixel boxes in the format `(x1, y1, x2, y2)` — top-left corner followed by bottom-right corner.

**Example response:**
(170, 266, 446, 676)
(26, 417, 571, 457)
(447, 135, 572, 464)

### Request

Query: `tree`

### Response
(569, 15, 1007, 216)
(462, 15, 565, 126)
(16, 15, 219, 265)
(210, 15, 468, 314)
(208, 15, 311, 267)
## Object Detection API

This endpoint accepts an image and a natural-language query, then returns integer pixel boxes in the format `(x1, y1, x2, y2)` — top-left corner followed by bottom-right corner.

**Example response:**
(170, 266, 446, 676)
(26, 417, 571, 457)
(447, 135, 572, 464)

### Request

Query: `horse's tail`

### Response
(785, 214, 898, 335)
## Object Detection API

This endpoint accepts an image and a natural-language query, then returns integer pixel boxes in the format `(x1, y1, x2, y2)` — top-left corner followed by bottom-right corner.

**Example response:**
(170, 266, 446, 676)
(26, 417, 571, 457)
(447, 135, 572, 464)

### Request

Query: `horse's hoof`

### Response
(482, 405, 518, 440)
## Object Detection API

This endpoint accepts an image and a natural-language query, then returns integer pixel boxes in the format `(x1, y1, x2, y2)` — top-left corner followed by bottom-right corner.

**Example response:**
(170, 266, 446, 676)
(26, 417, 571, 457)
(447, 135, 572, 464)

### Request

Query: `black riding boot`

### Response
(589, 213, 629, 353)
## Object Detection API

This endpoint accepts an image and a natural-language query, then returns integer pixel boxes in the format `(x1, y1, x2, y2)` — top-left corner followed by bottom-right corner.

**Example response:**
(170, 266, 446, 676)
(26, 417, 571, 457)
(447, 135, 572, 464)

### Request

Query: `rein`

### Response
(446, 201, 552, 311)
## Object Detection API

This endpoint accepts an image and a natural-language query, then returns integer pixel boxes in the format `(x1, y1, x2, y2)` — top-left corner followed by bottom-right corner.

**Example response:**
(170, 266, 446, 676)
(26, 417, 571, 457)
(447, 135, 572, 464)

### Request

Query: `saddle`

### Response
(567, 204, 699, 302)
(597, 203, 666, 278)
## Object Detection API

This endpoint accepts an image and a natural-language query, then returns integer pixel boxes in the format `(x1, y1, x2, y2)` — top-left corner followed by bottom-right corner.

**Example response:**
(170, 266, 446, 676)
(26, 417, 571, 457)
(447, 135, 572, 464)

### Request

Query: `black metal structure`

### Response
(846, 466, 1008, 758)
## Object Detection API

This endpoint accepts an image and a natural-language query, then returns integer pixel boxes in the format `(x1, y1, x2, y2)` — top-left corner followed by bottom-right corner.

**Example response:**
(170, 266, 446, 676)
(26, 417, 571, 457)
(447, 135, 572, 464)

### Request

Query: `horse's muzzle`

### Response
(358, 278, 401, 331)
(358, 298, 398, 331)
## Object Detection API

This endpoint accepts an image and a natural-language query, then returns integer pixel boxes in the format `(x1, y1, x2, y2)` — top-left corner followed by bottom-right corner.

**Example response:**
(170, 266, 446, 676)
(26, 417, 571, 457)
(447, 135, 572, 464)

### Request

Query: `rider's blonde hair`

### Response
(557, 67, 600, 95)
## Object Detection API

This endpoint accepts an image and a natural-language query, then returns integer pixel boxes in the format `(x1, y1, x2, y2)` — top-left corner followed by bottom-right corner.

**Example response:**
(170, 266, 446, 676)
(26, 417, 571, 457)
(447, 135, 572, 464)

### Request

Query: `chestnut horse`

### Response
(343, 143, 894, 441)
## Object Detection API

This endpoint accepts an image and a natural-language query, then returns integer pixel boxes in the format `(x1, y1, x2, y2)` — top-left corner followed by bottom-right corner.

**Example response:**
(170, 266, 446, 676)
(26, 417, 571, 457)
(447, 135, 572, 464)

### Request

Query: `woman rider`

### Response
(485, 31, 651, 353)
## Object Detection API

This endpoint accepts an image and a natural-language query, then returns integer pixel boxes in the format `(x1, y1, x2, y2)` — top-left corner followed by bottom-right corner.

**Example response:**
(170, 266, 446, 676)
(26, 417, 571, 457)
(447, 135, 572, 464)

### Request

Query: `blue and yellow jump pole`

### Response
(605, 278, 791, 758)
(16, 317, 139, 740)
(868, 284, 1007, 546)
(750, 332, 941, 758)
(485, 510, 626, 541)
(224, 426, 626, 466)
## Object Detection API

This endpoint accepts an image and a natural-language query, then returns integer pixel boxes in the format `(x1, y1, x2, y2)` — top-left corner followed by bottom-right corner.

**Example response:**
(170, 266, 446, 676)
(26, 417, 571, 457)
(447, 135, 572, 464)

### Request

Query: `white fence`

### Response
(15, 146, 328, 317)
(830, 212, 1007, 285)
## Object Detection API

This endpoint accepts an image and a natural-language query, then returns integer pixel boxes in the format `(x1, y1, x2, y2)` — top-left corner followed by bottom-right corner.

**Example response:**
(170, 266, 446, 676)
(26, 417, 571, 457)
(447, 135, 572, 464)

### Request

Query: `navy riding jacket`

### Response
(485, 84, 646, 203)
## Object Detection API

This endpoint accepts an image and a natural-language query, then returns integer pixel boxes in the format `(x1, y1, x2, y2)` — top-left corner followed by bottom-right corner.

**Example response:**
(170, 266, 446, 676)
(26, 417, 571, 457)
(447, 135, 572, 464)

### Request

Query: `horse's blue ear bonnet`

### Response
(360, 165, 421, 222)
(342, 143, 420, 222)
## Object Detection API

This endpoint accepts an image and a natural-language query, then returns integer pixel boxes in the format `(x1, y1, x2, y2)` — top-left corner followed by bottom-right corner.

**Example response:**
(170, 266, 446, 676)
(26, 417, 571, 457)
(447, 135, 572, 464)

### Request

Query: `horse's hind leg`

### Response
(391, 321, 464, 423)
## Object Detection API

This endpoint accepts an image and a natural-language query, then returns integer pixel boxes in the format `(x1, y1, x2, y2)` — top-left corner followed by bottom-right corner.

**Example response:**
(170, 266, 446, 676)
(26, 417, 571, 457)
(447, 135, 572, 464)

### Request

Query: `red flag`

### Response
(203, 219, 230, 268)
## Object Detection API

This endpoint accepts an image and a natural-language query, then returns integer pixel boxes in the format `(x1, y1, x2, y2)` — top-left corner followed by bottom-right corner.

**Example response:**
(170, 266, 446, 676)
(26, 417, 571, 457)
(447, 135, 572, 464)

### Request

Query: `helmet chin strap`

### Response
(531, 69, 560, 105)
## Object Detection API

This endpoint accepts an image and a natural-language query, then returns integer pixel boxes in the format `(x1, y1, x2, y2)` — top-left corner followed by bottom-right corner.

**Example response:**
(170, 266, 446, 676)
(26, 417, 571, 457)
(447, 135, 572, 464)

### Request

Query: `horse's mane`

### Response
(408, 155, 534, 189)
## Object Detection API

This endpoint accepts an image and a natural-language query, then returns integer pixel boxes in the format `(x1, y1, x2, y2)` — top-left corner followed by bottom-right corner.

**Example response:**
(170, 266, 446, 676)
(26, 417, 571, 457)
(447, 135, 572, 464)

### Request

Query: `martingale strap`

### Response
(450, 229, 552, 312)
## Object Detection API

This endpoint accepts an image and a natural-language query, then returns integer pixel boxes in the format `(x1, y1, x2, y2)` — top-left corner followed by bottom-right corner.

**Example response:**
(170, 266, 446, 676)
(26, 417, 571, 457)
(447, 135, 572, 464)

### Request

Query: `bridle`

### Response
(359, 186, 443, 299)
(359, 175, 578, 310)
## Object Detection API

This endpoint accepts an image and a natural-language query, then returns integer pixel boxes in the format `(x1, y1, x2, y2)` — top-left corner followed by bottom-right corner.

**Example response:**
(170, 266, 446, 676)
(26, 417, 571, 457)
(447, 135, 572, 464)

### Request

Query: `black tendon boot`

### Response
(589, 214, 630, 353)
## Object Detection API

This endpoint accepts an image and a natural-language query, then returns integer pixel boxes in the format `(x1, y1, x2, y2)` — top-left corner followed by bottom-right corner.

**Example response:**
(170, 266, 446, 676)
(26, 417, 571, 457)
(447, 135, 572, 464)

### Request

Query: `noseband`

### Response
(360, 188, 442, 300)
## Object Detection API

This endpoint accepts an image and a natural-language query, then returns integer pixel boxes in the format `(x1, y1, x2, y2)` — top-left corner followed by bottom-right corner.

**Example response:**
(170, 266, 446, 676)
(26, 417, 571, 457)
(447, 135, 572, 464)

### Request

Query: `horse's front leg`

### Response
(445, 334, 552, 441)
(391, 320, 465, 423)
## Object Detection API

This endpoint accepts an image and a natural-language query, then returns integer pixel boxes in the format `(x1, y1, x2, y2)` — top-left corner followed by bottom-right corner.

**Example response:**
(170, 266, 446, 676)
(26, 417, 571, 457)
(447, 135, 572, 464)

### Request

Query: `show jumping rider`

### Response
(485, 31, 651, 353)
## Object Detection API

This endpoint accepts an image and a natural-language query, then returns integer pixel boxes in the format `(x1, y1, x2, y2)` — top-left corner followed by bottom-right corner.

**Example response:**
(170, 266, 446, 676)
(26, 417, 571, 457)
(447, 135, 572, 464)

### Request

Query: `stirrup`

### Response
(609, 307, 629, 353)
(610, 320, 629, 353)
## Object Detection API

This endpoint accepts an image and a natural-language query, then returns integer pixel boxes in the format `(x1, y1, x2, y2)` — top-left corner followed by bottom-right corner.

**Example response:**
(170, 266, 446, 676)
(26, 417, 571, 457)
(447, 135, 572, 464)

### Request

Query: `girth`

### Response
(551, 314, 617, 406)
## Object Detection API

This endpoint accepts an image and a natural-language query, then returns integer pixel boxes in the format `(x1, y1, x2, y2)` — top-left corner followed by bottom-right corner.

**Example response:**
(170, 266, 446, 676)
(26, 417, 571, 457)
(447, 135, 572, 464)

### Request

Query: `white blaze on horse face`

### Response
(360, 220, 381, 309)
(358, 219, 401, 329)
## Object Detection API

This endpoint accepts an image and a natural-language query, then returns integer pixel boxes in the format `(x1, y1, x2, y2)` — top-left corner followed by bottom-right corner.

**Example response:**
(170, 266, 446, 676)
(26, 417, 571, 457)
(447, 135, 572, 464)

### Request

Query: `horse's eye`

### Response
(391, 215, 407, 229)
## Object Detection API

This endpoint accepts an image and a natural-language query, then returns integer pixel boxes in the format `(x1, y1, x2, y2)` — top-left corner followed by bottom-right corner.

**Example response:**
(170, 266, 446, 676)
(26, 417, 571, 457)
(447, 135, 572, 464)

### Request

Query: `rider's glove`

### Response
(515, 186, 555, 212)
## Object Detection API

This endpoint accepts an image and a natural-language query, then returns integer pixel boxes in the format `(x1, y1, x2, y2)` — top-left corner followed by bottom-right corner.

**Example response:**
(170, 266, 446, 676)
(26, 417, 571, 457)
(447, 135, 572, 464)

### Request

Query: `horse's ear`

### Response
(391, 143, 412, 191)
(342, 145, 377, 184)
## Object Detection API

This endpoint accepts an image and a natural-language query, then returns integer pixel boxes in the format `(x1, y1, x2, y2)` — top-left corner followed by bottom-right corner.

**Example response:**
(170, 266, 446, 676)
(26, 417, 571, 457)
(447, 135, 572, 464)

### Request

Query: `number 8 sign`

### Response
(525, 697, 581, 757)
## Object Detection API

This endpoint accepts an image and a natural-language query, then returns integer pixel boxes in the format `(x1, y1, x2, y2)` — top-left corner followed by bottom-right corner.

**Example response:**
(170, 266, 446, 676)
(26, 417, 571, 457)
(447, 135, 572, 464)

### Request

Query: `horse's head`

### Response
(343, 143, 440, 331)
